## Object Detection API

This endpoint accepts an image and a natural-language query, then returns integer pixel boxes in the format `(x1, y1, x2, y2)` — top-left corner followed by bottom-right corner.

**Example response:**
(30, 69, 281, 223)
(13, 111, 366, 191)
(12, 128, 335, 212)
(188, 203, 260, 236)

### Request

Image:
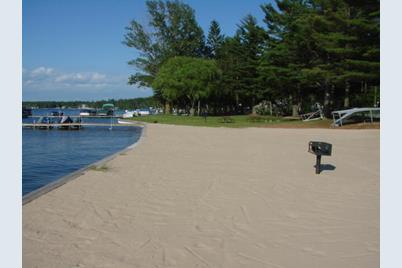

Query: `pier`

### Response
(27, 115, 122, 118)
(22, 122, 143, 129)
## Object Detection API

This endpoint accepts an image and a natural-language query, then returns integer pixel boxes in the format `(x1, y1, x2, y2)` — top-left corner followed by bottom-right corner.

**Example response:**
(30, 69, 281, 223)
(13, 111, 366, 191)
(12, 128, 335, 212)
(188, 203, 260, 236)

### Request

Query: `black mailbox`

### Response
(308, 141, 332, 156)
(308, 141, 332, 174)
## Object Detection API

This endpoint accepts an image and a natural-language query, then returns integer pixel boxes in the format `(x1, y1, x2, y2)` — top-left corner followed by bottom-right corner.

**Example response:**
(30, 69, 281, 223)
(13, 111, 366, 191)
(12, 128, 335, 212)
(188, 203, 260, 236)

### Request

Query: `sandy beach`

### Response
(23, 124, 379, 268)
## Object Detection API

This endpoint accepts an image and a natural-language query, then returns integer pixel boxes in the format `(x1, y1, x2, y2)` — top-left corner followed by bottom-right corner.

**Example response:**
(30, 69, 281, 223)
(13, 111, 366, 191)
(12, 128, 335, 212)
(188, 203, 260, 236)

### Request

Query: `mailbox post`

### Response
(308, 141, 332, 174)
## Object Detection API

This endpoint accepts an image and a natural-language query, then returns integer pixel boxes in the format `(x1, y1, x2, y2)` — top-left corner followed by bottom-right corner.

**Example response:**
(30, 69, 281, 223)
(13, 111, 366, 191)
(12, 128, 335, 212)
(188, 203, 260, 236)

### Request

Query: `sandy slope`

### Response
(23, 124, 379, 268)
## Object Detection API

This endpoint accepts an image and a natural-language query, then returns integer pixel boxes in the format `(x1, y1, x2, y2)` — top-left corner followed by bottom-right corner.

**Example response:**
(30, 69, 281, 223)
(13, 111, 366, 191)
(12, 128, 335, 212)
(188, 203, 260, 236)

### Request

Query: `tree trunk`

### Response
(190, 100, 195, 116)
(289, 95, 293, 116)
(289, 94, 299, 117)
(324, 87, 330, 107)
(197, 100, 201, 116)
(268, 101, 273, 116)
(235, 93, 239, 114)
(164, 102, 172, 114)
(344, 81, 350, 108)
(252, 105, 257, 115)
(292, 105, 299, 117)
(323, 83, 332, 117)
(330, 84, 335, 107)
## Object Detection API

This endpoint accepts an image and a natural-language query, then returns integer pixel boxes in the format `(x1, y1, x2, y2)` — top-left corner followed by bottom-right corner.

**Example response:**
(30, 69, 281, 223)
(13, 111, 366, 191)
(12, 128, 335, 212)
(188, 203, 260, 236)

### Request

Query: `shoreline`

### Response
(23, 124, 379, 267)
(22, 123, 146, 205)
(23, 120, 369, 205)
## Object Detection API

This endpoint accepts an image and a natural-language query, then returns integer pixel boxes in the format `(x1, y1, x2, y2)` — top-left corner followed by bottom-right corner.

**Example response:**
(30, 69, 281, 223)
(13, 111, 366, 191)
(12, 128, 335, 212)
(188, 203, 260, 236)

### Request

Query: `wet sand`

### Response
(23, 124, 379, 267)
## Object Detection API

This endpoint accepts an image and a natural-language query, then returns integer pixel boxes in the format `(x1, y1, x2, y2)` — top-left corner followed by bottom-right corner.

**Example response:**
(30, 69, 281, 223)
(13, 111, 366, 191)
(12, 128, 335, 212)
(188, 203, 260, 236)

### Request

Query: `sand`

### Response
(23, 124, 379, 268)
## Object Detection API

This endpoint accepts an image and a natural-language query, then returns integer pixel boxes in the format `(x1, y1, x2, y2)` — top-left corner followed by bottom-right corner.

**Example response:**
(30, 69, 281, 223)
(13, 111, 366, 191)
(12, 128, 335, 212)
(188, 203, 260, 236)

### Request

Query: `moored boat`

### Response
(98, 103, 115, 116)
(117, 119, 136, 124)
(57, 116, 74, 130)
(135, 109, 150, 116)
(22, 107, 32, 118)
(50, 111, 62, 116)
(34, 116, 54, 129)
(79, 108, 97, 116)
(122, 110, 135, 118)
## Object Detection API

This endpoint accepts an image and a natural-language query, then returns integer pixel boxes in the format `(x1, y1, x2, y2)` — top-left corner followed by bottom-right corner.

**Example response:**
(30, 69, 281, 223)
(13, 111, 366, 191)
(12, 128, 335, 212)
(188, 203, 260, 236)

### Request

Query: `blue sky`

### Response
(23, 0, 271, 101)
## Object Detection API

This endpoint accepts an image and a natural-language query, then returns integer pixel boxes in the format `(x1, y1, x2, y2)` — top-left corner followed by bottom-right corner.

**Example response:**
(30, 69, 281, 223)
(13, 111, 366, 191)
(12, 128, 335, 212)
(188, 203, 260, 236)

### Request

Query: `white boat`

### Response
(135, 109, 150, 116)
(117, 119, 136, 124)
(122, 110, 135, 118)
(79, 109, 96, 116)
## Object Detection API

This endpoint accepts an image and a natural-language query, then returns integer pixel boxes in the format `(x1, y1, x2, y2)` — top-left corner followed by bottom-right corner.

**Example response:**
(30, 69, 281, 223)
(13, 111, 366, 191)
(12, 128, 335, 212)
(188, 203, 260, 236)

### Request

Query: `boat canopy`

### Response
(60, 116, 73, 124)
(102, 103, 114, 110)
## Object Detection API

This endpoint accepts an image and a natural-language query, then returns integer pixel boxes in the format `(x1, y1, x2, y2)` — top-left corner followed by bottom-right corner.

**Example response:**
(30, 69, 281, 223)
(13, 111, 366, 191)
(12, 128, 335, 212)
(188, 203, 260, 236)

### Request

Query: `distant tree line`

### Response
(124, 0, 379, 116)
(23, 96, 161, 110)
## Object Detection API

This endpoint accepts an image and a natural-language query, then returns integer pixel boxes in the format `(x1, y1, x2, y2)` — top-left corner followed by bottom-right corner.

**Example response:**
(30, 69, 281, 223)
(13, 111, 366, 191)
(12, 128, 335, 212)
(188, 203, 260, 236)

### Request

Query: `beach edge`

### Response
(22, 123, 147, 205)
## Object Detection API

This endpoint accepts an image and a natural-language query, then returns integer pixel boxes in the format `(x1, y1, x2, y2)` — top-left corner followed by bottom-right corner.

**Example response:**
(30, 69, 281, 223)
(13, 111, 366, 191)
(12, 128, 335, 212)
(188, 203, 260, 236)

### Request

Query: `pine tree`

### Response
(260, 0, 313, 116)
(206, 20, 225, 58)
(215, 36, 243, 113)
(235, 15, 267, 109)
(259, 0, 380, 114)
(304, 0, 380, 109)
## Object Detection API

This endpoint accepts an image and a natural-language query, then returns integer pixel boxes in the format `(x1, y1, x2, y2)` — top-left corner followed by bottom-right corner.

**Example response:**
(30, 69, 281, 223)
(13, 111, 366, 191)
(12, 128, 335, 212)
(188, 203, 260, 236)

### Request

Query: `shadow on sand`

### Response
(314, 164, 336, 174)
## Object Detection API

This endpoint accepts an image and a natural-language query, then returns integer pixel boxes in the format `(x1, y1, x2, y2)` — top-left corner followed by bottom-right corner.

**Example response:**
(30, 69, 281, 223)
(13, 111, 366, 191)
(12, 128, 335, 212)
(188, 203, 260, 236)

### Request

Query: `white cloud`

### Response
(23, 67, 127, 90)
(91, 73, 106, 81)
(54, 72, 107, 84)
(31, 66, 54, 77)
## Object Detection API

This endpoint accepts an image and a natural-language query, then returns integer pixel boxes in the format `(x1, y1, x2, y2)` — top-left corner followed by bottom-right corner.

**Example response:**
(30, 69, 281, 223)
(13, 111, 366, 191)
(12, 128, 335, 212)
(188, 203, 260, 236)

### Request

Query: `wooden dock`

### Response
(22, 122, 143, 129)
(27, 115, 121, 118)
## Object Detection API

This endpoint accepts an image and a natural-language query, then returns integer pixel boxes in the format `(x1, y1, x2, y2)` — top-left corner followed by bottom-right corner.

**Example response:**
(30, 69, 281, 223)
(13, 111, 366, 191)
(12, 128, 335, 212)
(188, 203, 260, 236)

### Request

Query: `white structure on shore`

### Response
(331, 107, 380, 127)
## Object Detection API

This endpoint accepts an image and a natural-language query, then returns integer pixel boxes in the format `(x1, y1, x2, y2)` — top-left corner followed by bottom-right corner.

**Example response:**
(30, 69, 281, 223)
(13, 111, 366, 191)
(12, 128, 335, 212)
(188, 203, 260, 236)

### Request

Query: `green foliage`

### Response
(259, 0, 379, 114)
(235, 15, 267, 107)
(211, 15, 267, 113)
(123, 0, 205, 89)
(127, 114, 290, 128)
(253, 101, 273, 116)
(213, 36, 243, 111)
(206, 20, 225, 58)
(124, 0, 379, 116)
(152, 57, 221, 114)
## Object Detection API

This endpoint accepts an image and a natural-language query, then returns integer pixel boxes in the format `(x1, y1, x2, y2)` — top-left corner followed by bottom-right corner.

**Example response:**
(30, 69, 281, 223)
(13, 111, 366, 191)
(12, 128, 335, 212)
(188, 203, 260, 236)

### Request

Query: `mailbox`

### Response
(308, 141, 332, 174)
(308, 141, 332, 156)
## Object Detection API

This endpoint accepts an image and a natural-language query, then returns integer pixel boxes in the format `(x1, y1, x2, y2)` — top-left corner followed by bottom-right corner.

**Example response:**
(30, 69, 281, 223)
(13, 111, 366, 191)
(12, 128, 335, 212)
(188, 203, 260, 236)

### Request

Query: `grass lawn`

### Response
(127, 114, 337, 128)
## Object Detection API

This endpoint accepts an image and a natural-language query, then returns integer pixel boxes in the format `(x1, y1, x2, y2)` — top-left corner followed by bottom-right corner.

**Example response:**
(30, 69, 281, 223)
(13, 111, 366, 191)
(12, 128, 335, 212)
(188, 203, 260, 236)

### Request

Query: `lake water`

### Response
(22, 109, 142, 196)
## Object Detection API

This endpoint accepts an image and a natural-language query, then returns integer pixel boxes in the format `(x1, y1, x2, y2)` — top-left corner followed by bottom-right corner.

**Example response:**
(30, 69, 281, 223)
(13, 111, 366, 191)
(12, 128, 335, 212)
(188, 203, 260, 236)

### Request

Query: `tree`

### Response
(124, 0, 379, 117)
(206, 20, 225, 58)
(215, 15, 266, 114)
(260, 0, 315, 116)
(214, 36, 243, 114)
(259, 0, 379, 115)
(295, 0, 379, 110)
(152, 57, 221, 115)
(236, 15, 267, 110)
(123, 0, 205, 89)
